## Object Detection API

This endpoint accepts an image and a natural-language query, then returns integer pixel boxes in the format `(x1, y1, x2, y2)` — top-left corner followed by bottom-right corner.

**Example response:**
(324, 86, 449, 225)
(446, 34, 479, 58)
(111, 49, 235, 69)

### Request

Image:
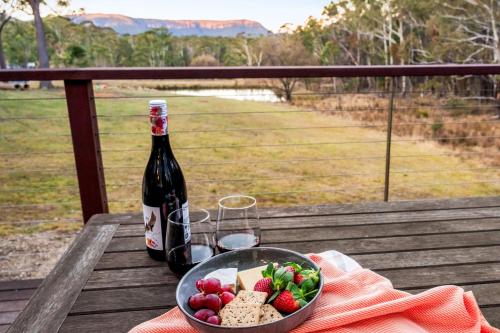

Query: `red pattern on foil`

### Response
(150, 115, 167, 135)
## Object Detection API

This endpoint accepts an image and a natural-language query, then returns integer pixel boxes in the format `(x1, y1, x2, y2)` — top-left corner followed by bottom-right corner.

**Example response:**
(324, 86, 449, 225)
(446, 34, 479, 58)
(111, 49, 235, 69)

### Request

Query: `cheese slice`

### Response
(205, 268, 237, 292)
(236, 265, 268, 291)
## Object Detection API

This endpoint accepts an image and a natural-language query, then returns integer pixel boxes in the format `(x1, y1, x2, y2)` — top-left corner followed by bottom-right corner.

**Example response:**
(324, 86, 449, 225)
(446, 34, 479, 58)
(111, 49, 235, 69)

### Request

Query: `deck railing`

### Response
(1, 65, 499, 223)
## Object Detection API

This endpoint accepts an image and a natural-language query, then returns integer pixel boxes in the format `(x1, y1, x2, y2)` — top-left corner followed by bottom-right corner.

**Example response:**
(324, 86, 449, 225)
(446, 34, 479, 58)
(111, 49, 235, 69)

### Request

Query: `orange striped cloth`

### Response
(130, 253, 499, 333)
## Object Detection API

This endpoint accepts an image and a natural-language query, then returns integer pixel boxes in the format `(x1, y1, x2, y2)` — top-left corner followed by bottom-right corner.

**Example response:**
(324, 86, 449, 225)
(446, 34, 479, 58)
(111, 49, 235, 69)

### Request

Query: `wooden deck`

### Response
(5, 196, 500, 332)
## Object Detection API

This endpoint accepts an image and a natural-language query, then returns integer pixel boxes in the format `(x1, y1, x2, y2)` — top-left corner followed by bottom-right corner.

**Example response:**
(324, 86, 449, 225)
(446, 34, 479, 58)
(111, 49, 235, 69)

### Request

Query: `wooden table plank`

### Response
(265, 231, 500, 255)
(59, 309, 167, 333)
(408, 282, 500, 305)
(352, 246, 500, 270)
(105, 228, 500, 253)
(94, 197, 500, 226)
(113, 217, 500, 239)
(70, 281, 500, 316)
(107, 206, 500, 232)
(0, 289, 37, 302)
(382, 262, 500, 289)
(0, 280, 41, 292)
(0, 312, 17, 326)
(96, 244, 500, 272)
(70, 286, 176, 314)
(0, 301, 28, 313)
(6, 224, 118, 333)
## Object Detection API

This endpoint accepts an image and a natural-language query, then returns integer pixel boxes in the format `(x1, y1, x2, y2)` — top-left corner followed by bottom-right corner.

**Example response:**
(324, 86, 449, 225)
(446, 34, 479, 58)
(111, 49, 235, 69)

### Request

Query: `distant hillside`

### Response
(68, 13, 270, 37)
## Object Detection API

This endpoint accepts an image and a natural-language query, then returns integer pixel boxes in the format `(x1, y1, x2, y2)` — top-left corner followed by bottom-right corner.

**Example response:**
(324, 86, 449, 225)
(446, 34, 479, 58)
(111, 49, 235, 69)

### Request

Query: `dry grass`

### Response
(1, 85, 499, 236)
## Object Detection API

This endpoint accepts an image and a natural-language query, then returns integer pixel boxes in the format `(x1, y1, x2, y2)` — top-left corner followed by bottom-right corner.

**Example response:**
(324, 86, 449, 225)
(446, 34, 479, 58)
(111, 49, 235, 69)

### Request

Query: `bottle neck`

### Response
(151, 134, 173, 154)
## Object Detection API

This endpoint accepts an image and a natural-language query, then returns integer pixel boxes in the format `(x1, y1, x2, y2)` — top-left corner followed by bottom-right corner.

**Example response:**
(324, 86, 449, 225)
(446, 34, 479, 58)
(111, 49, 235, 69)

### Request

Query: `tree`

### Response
(441, 0, 500, 96)
(4, 18, 36, 66)
(260, 34, 317, 101)
(133, 28, 178, 67)
(18, 0, 69, 88)
(0, 0, 24, 68)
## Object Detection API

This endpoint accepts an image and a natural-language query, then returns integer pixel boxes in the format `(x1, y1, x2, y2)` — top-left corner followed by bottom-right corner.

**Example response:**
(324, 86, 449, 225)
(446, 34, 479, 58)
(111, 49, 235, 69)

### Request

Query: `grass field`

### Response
(1, 84, 499, 236)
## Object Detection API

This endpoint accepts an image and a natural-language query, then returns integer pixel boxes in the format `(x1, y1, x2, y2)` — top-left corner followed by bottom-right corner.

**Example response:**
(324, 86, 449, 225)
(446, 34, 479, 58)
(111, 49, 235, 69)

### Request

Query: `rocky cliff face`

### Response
(69, 13, 269, 36)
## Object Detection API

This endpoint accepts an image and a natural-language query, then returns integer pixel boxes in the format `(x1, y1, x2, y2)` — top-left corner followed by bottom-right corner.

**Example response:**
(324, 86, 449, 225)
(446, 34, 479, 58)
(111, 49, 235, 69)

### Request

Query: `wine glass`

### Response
(216, 195, 260, 253)
(166, 207, 214, 277)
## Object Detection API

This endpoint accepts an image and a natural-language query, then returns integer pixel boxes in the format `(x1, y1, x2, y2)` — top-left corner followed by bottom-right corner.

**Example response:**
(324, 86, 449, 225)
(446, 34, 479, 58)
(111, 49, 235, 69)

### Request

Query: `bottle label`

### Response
(150, 105, 168, 136)
(182, 201, 191, 243)
(143, 204, 163, 250)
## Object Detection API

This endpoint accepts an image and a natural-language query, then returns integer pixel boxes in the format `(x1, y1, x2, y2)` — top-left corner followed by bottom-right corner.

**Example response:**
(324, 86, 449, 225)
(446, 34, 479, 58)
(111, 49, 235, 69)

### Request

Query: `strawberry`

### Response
(294, 273, 306, 285)
(254, 277, 273, 297)
(284, 266, 296, 274)
(272, 290, 305, 314)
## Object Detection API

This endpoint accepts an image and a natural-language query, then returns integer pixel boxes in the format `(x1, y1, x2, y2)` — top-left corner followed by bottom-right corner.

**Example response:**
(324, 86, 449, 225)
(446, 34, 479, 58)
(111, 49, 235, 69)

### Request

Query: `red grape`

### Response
(203, 278, 221, 294)
(204, 294, 222, 312)
(220, 284, 233, 293)
(206, 315, 221, 325)
(219, 291, 235, 306)
(188, 293, 206, 310)
(195, 279, 204, 292)
(193, 309, 215, 322)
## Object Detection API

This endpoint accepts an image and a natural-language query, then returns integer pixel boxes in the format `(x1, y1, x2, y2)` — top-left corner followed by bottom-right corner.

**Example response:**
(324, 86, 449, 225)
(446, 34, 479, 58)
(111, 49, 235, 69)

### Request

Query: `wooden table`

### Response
(6, 196, 500, 332)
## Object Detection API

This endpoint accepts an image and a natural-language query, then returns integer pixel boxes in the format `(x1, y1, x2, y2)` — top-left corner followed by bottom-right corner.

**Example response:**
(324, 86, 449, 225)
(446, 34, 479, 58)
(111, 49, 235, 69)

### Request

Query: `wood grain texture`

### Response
(408, 282, 500, 306)
(59, 309, 167, 333)
(64, 80, 108, 222)
(113, 216, 500, 238)
(265, 231, 500, 255)
(109, 217, 500, 247)
(384, 262, 500, 289)
(7, 224, 117, 333)
(0, 280, 41, 292)
(71, 282, 500, 316)
(96, 244, 500, 271)
(0, 289, 36, 302)
(0, 312, 17, 325)
(84, 266, 178, 290)
(104, 230, 500, 254)
(0, 301, 28, 313)
(352, 245, 500, 270)
(70, 285, 177, 314)
(99, 196, 500, 226)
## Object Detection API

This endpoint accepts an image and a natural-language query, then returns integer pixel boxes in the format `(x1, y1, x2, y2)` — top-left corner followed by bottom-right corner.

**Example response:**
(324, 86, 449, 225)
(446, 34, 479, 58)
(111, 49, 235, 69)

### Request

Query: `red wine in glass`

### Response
(217, 233, 260, 253)
(167, 244, 214, 277)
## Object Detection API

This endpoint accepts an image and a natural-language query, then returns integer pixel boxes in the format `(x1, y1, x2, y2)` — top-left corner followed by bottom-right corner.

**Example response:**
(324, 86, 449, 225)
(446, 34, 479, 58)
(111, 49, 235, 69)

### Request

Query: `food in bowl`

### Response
(186, 261, 320, 327)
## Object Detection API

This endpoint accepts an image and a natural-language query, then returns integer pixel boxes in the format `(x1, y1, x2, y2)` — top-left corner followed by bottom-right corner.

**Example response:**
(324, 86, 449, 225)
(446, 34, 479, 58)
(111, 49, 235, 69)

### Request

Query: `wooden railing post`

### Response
(64, 80, 108, 222)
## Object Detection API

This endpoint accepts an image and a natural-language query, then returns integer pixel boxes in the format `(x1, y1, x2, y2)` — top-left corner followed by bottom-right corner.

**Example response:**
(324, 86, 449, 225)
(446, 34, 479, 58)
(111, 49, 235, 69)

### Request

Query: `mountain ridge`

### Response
(68, 13, 270, 37)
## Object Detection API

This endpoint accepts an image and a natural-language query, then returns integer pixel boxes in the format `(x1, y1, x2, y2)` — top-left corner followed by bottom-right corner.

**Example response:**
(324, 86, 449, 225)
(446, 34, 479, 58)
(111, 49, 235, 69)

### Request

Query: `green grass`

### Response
(1, 86, 499, 236)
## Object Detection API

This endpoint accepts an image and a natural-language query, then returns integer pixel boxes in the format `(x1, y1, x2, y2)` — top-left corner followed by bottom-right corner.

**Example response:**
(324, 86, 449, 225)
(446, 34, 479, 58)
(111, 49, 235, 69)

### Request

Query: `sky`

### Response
(16, 0, 332, 32)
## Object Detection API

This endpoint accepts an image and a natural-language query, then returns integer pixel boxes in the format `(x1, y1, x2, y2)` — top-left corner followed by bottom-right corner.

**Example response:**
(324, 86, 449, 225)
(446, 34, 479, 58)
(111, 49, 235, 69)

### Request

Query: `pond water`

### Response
(172, 89, 284, 103)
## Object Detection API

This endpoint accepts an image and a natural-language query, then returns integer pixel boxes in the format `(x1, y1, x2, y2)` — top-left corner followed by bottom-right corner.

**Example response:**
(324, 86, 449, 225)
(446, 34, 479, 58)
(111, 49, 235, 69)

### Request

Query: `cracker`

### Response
(233, 290, 267, 305)
(259, 304, 283, 324)
(220, 303, 261, 327)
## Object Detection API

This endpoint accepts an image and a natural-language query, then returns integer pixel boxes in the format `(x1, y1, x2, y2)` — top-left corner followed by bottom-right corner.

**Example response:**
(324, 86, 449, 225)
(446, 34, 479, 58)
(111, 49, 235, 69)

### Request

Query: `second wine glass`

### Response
(216, 195, 260, 253)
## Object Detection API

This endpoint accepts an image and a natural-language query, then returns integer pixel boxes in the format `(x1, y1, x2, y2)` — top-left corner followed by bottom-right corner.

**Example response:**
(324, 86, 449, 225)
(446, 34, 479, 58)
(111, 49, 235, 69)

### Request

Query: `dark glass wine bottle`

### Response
(142, 100, 189, 261)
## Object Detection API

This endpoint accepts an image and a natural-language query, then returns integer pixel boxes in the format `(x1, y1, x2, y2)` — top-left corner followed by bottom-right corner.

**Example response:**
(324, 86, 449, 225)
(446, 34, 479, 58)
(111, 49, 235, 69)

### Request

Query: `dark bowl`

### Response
(176, 247, 323, 333)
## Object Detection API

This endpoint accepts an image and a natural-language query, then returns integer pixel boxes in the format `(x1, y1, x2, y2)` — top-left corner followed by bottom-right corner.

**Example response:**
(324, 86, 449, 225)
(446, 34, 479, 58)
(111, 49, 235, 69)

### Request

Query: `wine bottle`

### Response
(142, 100, 189, 261)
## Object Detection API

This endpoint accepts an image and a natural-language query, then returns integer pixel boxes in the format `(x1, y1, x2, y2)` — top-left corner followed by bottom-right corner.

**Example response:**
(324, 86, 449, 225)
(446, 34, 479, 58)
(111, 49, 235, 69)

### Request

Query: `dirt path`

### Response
(0, 231, 77, 280)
